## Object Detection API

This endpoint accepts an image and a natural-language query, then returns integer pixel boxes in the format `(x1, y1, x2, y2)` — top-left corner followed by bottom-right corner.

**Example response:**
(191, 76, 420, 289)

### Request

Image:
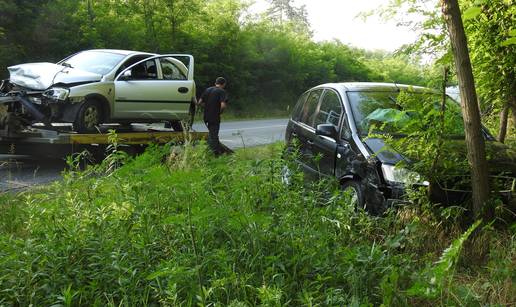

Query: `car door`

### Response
(113, 54, 194, 120)
(310, 89, 344, 176)
(292, 89, 323, 175)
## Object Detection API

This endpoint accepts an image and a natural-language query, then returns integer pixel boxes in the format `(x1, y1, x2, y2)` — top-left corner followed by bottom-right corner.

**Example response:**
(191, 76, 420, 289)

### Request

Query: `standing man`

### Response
(198, 77, 228, 155)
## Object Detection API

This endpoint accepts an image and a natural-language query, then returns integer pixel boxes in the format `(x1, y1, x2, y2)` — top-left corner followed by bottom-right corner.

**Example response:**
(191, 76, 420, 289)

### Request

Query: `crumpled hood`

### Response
(364, 137, 516, 174)
(364, 138, 406, 165)
(8, 62, 102, 90)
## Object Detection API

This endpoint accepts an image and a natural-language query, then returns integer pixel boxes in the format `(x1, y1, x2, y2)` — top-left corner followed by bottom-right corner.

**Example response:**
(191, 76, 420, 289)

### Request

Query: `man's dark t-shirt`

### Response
(201, 86, 227, 123)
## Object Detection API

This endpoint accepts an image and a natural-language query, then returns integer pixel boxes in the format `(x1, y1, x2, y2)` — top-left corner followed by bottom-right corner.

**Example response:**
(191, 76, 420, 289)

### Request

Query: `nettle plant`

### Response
(365, 88, 468, 195)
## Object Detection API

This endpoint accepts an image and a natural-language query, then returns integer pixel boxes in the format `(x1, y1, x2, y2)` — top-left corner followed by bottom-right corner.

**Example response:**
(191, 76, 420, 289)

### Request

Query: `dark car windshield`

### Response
(60, 51, 126, 75)
(347, 90, 466, 136)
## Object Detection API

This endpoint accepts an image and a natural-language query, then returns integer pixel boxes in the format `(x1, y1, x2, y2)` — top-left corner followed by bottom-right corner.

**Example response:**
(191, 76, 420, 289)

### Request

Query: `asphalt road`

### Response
(0, 118, 288, 191)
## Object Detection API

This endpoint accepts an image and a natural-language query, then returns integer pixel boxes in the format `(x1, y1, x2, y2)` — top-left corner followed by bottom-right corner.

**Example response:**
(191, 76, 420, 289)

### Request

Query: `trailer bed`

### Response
(0, 127, 208, 157)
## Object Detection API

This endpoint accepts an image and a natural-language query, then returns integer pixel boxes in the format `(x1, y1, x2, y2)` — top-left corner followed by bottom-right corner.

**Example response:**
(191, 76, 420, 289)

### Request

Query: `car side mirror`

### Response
(316, 124, 338, 140)
(120, 70, 132, 80)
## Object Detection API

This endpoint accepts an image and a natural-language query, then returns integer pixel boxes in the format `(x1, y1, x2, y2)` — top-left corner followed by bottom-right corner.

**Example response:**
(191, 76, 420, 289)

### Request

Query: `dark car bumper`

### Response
(385, 177, 516, 209)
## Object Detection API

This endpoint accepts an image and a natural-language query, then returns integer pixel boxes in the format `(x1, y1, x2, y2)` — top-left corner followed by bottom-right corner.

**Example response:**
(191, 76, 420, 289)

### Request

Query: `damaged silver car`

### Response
(0, 49, 196, 133)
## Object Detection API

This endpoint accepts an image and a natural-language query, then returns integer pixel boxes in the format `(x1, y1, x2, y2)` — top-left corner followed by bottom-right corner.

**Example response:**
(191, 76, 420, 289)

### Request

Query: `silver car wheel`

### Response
(83, 106, 99, 129)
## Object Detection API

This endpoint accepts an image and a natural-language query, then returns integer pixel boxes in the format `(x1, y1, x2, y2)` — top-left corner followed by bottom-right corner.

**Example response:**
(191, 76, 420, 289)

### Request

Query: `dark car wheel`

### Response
(341, 180, 366, 211)
(188, 99, 196, 127)
(74, 99, 103, 133)
(170, 120, 184, 132)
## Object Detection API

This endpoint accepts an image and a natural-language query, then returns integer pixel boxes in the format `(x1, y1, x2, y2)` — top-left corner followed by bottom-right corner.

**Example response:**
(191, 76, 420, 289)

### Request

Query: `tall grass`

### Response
(0, 143, 514, 306)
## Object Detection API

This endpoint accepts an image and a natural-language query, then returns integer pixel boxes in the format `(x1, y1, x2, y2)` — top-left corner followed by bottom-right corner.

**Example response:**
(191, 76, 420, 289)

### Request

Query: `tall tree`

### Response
(441, 0, 490, 219)
(376, 0, 515, 142)
(266, 0, 309, 33)
(162, 0, 201, 48)
(462, 0, 516, 143)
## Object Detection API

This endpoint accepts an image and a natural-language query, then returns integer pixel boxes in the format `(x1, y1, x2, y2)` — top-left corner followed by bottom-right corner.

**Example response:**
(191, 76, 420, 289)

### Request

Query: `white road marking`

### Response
(220, 124, 287, 132)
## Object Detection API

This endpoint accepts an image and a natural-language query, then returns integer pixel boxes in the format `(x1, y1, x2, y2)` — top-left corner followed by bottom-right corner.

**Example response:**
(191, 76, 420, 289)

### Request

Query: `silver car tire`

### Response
(75, 99, 102, 133)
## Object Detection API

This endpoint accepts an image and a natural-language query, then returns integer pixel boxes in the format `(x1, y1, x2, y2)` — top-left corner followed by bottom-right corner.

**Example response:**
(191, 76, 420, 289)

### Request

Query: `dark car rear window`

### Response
(292, 91, 309, 122)
(299, 90, 323, 128)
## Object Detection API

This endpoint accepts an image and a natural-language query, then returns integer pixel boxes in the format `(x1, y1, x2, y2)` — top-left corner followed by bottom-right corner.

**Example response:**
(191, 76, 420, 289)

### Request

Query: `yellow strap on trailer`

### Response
(68, 131, 208, 145)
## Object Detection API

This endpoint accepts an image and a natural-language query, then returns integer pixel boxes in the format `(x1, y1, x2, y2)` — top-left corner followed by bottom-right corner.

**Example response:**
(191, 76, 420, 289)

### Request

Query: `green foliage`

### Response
(0, 143, 514, 305)
(373, 0, 516, 139)
(463, 6, 482, 20)
(462, 0, 516, 119)
(408, 220, 482, 299)
(364, 88, 468, 180)
(0, 0, 431, 117)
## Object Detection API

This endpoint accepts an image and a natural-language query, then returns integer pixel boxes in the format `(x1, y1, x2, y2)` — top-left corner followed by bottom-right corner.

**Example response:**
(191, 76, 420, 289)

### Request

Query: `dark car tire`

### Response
(74, 99, 103, 133)
(188, 99, 196, 127)
(341, 180, 366, 211)
(170, 120, 184, 132)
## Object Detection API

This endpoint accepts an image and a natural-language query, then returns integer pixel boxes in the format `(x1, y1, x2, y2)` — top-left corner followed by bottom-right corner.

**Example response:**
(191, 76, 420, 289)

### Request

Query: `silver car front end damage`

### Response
(2, 50, 196, 133)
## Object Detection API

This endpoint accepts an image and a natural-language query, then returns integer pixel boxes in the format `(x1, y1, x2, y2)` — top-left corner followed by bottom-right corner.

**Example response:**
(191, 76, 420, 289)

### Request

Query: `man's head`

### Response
(215, 77, 226, 88)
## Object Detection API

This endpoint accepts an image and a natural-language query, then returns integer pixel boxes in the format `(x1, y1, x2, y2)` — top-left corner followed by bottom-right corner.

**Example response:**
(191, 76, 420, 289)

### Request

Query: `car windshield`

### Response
(60, 51, 126, 75)
(347, 90, 466, 136)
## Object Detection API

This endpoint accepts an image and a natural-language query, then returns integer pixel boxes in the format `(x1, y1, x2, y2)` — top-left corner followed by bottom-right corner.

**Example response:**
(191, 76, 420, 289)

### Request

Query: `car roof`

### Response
(315, 82, 436, 93)
(86, 49, 156, 56)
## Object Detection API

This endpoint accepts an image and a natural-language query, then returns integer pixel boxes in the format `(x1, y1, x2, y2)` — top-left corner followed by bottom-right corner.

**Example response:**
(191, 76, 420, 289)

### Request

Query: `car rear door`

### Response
(113, 54, 194, 120)
(310, 89, 344, 176)
(291, 89, 323, 175)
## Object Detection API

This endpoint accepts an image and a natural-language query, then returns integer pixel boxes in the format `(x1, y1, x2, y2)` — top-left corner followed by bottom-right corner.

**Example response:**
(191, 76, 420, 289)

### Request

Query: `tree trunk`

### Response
(510, 97, 516, 139)
(498, 104, 509, 143)
(441, 0, 491, 219)
(87, 0, 94, 23)
(169, 0, 177, 48)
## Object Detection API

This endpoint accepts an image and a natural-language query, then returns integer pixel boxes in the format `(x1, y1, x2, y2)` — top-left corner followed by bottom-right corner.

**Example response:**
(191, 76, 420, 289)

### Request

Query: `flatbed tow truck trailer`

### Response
(0, 125, 209, 158)
(0, 91, 212, 157)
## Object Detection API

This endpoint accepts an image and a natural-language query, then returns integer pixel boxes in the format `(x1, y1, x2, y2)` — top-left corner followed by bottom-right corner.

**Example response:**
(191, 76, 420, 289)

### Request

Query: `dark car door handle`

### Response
(307, 140, 314, 146)
(178, 87, 189, 93)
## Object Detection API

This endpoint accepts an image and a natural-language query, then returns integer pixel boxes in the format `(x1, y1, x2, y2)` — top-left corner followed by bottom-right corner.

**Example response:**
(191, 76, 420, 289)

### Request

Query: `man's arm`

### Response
(220, 92, 228, 113)
(198, 88, 210, 107)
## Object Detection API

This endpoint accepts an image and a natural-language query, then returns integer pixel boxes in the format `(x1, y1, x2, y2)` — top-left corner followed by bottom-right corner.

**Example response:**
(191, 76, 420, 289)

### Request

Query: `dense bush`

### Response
(0, 143, 514, 305)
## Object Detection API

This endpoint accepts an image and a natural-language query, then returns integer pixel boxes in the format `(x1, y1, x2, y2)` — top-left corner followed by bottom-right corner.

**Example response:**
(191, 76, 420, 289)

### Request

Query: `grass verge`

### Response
(0, 142, 514, 306)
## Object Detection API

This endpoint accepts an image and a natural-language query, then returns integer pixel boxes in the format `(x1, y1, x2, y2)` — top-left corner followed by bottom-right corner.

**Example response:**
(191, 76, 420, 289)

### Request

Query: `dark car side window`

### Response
(292, 92, 309, 121)
(314, 90, 342, 127)
(300, 89, 323, 128)
(130, 59, 158, 80)
(116, 55, 151, 77)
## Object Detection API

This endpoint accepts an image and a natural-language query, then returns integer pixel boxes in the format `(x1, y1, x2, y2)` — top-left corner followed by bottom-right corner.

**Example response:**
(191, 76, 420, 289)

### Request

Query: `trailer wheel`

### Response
(75, 99, 102, 133)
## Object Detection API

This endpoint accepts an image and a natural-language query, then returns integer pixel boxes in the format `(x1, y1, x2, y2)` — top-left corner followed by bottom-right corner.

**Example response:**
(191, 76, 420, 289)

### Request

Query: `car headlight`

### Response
(43, 88, 69, 101)
(381, 164, 429, 186)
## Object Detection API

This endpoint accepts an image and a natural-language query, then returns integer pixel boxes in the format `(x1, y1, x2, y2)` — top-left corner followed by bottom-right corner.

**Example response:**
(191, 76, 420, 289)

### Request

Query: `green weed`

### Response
(0, 143, 513, 306)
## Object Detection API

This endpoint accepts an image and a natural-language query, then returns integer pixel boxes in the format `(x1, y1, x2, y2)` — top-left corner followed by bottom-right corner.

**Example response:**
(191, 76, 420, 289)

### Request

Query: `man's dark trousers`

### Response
(206, 121, 223, 155)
